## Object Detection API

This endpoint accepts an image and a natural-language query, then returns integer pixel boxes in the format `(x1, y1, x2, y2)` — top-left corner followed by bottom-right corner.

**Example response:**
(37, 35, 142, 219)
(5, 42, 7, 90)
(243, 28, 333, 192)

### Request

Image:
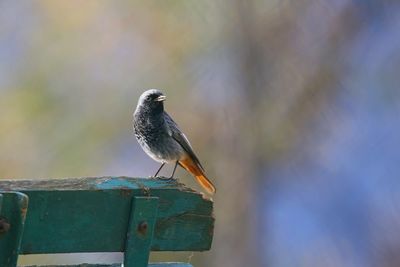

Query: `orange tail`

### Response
(179, 158, 216, 195)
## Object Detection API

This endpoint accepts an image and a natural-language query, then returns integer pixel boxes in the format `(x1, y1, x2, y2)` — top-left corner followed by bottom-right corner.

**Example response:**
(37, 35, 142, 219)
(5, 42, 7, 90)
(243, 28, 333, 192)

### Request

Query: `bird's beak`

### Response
(155, 95, 166, 102)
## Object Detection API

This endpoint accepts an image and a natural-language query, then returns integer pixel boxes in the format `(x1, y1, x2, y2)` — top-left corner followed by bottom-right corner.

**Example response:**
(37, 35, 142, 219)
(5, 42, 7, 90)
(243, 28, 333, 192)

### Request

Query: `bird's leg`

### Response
(157, 161, 178, 181)
(153, 163, 165, 177)
(169, 161, 178, 179)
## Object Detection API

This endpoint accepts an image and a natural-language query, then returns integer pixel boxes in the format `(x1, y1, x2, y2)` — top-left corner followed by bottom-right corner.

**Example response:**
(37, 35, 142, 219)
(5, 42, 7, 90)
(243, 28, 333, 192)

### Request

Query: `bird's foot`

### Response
(157, 176, 175, 181)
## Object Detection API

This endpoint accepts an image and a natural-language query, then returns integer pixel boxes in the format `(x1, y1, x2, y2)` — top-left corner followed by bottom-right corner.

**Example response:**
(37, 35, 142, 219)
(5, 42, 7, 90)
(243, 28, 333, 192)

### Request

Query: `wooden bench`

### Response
(0, 177, 214, 267)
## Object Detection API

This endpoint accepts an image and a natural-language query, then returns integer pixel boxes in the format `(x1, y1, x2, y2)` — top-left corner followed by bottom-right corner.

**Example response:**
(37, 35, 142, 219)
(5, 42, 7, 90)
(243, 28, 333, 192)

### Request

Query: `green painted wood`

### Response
(0, 193, 3, 214)
(24, 265, 122, 267)
(25, 263, 192, 267)
(0, 177, 214, 254)
(124, 197, 159, 267)
(25, 265, 121, 267)
(0, 192, 29, 267)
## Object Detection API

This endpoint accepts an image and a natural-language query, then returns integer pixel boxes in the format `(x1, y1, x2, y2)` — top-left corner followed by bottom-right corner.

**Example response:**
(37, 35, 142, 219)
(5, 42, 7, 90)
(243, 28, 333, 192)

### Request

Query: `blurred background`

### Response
(1, 1, 400, 266)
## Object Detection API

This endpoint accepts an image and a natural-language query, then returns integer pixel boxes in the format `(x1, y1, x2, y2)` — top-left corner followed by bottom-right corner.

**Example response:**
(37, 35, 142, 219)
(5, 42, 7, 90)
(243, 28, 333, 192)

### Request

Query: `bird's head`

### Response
(137, 89, 166, 113)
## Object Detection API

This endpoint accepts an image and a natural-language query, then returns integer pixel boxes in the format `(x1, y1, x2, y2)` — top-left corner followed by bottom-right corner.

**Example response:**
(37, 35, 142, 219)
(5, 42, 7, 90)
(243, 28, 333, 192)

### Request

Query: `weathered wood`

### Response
(0, 177, 214, 255)
(25, 263, 192, 267)
(0, 192, 29, 267)
(24, 265, 121, 267)
(0, 176, 189, 191)
(124, 197, 159, 267)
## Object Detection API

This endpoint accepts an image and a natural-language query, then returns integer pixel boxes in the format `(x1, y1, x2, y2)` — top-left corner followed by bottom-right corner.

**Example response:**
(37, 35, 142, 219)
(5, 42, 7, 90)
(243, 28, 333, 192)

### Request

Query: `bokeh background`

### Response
(1, 1, 400, 266)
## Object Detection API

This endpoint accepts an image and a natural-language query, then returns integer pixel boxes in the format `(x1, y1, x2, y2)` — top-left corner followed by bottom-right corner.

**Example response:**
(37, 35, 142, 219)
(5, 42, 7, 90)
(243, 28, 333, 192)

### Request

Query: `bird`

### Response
(133, 89, 216, 195)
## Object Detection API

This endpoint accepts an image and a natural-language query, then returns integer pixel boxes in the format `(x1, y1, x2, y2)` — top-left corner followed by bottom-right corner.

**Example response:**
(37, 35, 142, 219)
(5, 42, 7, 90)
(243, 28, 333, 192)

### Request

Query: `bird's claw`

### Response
(157, 176, 175, 181)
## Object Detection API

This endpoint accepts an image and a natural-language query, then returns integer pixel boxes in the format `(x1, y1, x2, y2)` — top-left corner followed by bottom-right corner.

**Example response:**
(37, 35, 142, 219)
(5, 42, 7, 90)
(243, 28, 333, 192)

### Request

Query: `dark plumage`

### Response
(133, 89, 216, 194)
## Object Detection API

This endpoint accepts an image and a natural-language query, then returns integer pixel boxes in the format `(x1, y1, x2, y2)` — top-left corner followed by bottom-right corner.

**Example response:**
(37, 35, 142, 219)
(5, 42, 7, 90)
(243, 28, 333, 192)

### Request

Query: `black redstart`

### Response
(133, 89, 216, 195)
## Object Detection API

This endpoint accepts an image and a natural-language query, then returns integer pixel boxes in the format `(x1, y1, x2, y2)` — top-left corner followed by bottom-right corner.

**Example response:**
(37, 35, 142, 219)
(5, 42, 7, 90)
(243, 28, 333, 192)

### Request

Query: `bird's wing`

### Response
(164, 112, 205, 172)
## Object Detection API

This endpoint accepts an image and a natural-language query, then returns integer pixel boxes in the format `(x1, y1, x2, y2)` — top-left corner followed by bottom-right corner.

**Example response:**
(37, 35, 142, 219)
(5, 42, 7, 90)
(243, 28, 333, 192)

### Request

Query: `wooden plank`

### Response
(24, 263, 192, 267)
(0, 192, 29, 267)
(0, 193, 3, 214)
(0, 177, 189, 191)
(0, 177, 214, 254)
(24, 265, 121, 267)
(124, 197, 158, 267)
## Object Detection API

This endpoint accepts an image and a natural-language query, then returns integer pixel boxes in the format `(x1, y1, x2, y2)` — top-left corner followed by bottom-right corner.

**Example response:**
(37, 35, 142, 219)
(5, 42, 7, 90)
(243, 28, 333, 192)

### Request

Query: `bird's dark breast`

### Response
(134, 115, 159, 143)
(133, 112, 184, 162)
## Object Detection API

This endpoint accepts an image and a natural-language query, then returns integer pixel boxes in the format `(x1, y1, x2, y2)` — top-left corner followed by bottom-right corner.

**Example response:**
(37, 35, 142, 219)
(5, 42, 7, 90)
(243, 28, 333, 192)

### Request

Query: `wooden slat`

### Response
(0, 192, 29, 267)
(124, 197, 159, 267)
(0, 177, 214, 254)
(25, 263, 192, 267)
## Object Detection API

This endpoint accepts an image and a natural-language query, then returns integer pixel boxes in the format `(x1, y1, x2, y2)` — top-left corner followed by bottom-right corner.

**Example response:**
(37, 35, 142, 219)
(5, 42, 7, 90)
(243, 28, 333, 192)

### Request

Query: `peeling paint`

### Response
(0, 177, 214, 259)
